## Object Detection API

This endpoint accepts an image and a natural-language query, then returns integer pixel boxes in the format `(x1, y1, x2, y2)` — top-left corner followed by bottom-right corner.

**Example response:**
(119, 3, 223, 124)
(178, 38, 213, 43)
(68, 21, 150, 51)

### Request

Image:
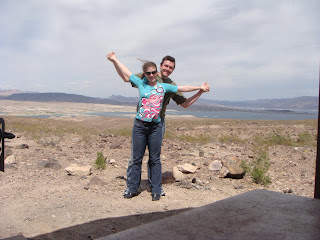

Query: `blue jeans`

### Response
(127, 118, 164, 194)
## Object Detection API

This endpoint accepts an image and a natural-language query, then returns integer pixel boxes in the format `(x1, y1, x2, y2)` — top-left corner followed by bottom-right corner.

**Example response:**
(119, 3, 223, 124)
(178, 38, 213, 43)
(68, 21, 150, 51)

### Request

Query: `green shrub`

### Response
(106, 127, 132, 137)
(177, 134, 211, 144)
(254, 133, 294, 147)
(297, 132, 315, 146)
(94, 152, 106, 170)
(241, 151, 271, 185)
(218, 135, 247, 144)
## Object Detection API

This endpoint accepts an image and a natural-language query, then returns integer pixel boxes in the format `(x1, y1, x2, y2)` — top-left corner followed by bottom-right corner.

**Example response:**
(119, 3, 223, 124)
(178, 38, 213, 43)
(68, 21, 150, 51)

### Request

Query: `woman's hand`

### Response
(106, 51, 116, 62)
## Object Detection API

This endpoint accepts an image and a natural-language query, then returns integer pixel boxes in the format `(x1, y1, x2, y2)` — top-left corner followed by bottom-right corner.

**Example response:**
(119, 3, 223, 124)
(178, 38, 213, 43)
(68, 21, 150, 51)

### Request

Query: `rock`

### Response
(15, 144, 29, 149)
(109, 159, 116, 165)
(203, 161, 209, 166)
(99, 134, 109, 138)
(178, 163, 198, 174)
(219, 166, 230, 178)
(162, 171, 175, 184)
(172, 166, 185, 181)
(182, 153, 196, 157)
(234, 185, 245, 189)
(199, 150, 204, 157)
(109, 142, 122, 149)
(191, 177, 203, 185)
(5, 155, 17, 166)
(222, 156, 245, 179)
(208, 160, 222, 171)
(65, 164, 92, 176)
(4, 148, 13, 159)
(283, 188, 293, 194)
(294, 147, 303, 152)
(170, 152, 180, 158)
(88, 176, 107, 186)
(56, 146, 63, 151)
(37, 158, 62, 170)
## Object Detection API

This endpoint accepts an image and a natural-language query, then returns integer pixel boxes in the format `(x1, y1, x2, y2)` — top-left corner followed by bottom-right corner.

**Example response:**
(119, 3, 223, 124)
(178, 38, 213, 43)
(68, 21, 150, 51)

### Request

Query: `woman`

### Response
(107, 52, 209, 201)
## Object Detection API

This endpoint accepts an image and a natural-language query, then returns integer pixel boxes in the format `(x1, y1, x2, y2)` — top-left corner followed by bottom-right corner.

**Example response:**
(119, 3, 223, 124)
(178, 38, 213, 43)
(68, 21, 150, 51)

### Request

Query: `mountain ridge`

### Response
(0, 90, 318, 111)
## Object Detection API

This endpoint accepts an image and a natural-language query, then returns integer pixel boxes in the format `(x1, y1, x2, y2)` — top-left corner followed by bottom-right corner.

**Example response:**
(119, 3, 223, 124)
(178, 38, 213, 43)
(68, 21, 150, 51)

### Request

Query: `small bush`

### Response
(254, 133, 294, 147)
(218, 135, 247, 144)
(241, 151, 271, 185)
(94, 152, 106, 170)
(297, 132, 315, 146)
(106, 128, 132, 137)
(177, 134, 211, 144)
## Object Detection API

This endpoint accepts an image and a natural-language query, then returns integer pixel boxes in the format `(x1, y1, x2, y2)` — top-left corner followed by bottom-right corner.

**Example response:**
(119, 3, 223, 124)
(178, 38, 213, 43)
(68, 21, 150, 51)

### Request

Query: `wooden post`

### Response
(315, 62, 320, 198)
(0, 118, 4, 172)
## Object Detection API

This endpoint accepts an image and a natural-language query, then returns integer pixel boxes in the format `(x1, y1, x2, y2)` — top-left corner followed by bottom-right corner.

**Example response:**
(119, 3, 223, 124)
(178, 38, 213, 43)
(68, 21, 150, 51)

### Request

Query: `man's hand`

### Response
(200, 82, 210, 92)
(106, 51, 116, 62)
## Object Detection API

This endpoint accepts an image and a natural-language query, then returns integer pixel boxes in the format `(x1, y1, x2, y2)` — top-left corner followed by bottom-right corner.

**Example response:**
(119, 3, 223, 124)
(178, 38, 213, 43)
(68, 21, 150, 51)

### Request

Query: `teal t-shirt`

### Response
(129, 74, 178, 123)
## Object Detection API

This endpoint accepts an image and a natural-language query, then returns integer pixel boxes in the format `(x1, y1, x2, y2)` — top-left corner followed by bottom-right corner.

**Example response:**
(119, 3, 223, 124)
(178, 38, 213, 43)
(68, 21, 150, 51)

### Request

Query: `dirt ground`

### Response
(0, 102, 317, 240)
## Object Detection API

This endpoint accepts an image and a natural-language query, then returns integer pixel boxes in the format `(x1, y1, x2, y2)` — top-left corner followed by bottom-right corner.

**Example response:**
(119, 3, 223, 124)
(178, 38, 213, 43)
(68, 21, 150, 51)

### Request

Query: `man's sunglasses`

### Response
(145, 71, 157, 76)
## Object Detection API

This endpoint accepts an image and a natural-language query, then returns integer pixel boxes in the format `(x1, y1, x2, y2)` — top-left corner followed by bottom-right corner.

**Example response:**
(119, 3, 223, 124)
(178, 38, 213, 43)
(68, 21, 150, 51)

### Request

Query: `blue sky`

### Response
(0, 0, 319, 101)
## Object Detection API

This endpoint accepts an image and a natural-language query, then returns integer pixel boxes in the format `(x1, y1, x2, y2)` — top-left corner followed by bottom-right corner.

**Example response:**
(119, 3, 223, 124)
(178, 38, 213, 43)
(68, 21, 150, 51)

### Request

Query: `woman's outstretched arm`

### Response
(106, 52, 132, 82)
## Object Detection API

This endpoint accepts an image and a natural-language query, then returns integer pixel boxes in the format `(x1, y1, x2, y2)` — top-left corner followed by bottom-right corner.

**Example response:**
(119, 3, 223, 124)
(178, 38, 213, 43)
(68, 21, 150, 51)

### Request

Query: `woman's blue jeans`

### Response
(127, 118, 163, 194)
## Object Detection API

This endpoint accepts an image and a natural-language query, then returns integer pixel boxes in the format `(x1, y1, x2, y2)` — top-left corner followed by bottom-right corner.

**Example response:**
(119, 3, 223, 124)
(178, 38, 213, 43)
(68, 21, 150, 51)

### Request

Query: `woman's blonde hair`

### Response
(142, 62, 157, 73)
(137, 58, 157, 78)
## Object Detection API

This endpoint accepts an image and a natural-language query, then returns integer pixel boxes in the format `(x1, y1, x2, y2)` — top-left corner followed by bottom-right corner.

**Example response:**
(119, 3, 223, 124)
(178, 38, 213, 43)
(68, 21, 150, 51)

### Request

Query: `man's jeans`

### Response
(127, 118, 164, 194)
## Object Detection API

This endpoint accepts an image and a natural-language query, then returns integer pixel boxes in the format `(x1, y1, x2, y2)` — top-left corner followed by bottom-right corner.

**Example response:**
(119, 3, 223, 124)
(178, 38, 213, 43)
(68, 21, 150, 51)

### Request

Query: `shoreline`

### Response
(0, 100, 317, 121)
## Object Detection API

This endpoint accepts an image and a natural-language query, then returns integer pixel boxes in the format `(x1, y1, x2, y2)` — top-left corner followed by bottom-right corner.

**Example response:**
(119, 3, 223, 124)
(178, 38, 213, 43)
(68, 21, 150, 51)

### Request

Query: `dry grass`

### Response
(2, 116, 317, 149)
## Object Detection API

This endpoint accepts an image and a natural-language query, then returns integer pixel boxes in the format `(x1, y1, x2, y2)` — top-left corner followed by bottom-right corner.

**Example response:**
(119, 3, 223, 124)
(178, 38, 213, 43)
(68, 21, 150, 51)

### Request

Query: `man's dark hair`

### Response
(160, 55, 175, 69)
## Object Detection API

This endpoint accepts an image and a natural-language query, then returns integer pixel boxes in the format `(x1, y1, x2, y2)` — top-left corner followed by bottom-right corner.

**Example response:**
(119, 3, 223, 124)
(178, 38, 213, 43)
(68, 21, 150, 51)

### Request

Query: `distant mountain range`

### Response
(0, 89, 318, 111)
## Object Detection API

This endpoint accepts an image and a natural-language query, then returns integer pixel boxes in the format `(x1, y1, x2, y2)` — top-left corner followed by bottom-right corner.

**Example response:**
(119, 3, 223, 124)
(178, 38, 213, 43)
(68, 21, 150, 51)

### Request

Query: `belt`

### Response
(136, 118, 155, 126)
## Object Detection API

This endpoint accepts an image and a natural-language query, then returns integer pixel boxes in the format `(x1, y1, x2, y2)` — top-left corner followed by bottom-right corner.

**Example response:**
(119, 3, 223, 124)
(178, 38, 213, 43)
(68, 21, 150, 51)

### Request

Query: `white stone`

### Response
(209, 160, 223, 171)
(178, 163, 198, 174)
(172, 166, 185, 181)
(5, 155, 17, 165)
(65, 164, 92, 176)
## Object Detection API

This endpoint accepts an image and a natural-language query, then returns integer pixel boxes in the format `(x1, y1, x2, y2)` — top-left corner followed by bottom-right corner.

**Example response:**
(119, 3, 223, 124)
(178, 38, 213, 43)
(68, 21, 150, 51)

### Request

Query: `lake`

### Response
(83, 109, 318, 121)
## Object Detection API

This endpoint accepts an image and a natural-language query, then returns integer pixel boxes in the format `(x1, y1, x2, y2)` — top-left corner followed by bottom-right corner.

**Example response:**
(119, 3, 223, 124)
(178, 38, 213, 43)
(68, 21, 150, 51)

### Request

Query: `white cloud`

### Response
(0, 0, 319, 101)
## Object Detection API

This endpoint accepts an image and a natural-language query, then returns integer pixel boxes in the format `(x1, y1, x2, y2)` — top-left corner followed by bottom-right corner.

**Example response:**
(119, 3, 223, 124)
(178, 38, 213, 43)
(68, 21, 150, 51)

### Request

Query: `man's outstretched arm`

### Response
(180, 82, 210, 108)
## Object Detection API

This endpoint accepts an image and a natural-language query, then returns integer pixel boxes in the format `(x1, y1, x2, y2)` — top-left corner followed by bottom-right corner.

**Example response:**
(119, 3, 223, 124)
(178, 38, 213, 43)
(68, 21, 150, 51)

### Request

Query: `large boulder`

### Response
(221, 156, 245, 179)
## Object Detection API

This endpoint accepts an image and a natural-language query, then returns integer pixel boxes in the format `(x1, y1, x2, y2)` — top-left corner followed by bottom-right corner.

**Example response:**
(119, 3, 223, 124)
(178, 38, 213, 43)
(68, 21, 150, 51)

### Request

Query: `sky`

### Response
(0, 0, 319, 101)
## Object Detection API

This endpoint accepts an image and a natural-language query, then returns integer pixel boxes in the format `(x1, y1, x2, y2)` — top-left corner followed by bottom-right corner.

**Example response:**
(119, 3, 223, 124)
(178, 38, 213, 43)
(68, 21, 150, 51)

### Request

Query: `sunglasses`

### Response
(145, 71, 157, 76)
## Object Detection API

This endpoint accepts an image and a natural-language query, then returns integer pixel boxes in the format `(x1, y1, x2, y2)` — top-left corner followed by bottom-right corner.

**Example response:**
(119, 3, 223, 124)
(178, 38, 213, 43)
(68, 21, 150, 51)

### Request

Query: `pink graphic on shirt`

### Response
(139, 93, 164, 121)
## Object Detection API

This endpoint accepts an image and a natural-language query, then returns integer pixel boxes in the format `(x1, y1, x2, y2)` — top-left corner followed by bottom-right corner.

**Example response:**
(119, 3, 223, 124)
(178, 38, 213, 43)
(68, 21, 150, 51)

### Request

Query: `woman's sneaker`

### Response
(151, 193, 161, 201)
(124, 192, 137, 199)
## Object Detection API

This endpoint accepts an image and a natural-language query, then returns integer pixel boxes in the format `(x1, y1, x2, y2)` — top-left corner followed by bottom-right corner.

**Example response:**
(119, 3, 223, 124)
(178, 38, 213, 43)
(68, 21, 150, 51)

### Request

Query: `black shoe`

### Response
(151, 193, 161, 201)
(124, 192, 137, 199)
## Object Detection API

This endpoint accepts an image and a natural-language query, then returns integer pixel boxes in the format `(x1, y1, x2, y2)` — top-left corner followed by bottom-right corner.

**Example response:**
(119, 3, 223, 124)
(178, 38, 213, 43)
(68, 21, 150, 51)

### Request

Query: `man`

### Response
(112, 55, 210, 196)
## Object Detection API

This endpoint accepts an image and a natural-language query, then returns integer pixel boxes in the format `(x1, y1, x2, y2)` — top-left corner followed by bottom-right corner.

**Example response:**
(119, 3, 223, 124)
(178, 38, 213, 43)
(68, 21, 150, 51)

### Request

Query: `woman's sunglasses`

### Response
(145, 71, 157, 76)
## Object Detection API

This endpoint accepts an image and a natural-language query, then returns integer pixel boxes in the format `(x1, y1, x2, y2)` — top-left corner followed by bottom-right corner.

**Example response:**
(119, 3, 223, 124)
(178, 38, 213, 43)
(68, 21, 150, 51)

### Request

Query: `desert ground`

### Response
(0, 100, 318, 239)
